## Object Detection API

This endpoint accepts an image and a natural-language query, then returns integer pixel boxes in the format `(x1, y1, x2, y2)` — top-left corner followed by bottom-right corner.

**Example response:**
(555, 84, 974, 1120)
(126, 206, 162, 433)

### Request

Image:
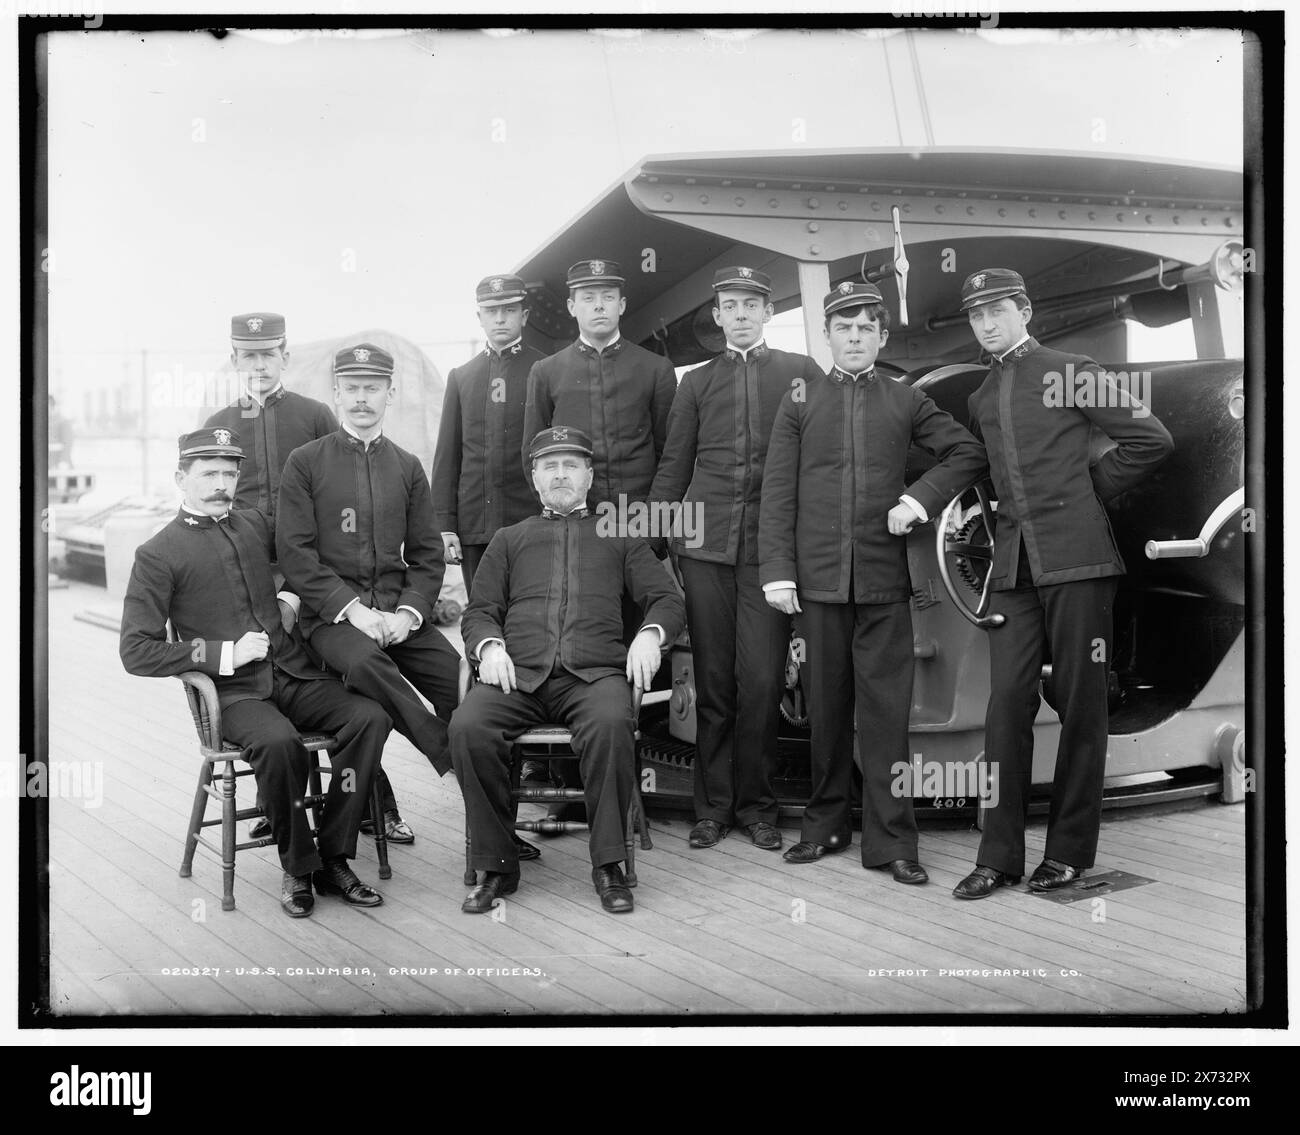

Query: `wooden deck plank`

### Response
(51, 707, 757, 1014)
(51, 901, 191, 1016)
(909, 832, 1242, 993)
(422, 818, 926, 1014)
(49, 950, 130, 1017)
(51, 804, 451, 1016)
(50, 762, 635, 1016)
(46, 583, 1249, 1017)
(922, 825, 1248, 917)
(644, 824, 1234, 1014)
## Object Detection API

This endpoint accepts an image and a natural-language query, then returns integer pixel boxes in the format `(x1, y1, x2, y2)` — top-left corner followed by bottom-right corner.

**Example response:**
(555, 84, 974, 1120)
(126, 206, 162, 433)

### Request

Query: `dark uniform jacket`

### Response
(120, 508, 330, 710)
(968, 337, 1174, 590)
(205, 389, 337, 519)
(276, 429, 446, 639)
(760, 367, 988, 604)
(651, 345, 822, 565)
(521, 338, 676, 506)
(462, 512, 686, 694)
(431, 341, 545, 544)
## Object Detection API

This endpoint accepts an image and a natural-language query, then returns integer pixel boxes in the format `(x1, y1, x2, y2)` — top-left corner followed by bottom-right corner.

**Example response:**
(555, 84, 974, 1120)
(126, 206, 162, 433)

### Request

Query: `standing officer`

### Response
(650, 266, 822, 852)
(521, 258, 676, 511)
(120, 428, 391, 918)
(453, 427, 685, 915)
(760, 282, 987, 883)
(205, 313, 337, 521)
(432, 274, 546, 594)
(208, 312, 339, 842)
(276, 343, 463, 838)
(951, 269, 1173, 899)
(520, 258, 677, 821)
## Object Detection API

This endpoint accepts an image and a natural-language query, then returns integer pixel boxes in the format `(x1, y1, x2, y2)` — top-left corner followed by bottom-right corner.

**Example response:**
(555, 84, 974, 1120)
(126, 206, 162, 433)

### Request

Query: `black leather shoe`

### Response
(512, 833, 541, 861)
(461, 870, 520, 914)
(520, 759, 550, 786)
(250, 816, 272, 840)
(312, 858, 383, 907)
(953, 865, 1022, 900)
(1027, 857, 1085, 892)
(280, 872, 314, 918)
(872, 858, 929, 885)
(689, 819, 728, 848)
(745, 822, 783, 851)
(361, 809, 414, 844)
(592, 864, 634, 913)
(782, 839, 849, 864)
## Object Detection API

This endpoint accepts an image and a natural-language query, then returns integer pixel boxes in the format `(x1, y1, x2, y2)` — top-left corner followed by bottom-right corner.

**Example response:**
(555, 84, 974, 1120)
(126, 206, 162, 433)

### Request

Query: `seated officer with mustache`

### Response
(452, 427, 685, 915)
(120, 428, 391, 918)
(276, 344, 462, 805)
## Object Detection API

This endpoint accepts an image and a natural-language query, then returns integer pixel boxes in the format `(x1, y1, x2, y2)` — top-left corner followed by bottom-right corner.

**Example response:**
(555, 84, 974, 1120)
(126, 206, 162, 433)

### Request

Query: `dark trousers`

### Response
(461, 543, 487, 600)
(308, 620, 460, 775)
(451, 673, 635, 872)
(801, 597, 918, 865)
(976, 575, 1117, 876)
(680, 556, 789, 826)
(222, 672, 389, 877)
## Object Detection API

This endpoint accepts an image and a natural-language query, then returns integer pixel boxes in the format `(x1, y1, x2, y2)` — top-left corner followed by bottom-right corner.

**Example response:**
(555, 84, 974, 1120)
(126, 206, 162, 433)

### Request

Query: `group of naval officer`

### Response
(119, 258, 1173, 920)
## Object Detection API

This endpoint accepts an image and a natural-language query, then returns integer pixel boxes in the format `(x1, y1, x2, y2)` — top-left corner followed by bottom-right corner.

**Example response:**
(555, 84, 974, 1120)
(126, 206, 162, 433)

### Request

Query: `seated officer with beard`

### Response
(452, 427, 685, 915)
(120, 428, 391, 918)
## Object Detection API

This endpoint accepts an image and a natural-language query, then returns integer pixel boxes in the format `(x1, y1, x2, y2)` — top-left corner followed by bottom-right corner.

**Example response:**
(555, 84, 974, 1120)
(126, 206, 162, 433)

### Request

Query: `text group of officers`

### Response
(120, 257, 1173, 920)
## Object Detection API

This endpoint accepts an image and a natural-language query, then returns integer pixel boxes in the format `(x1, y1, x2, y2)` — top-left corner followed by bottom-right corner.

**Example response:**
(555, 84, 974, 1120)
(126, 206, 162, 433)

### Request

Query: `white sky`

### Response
(45, 26, 1244, 364)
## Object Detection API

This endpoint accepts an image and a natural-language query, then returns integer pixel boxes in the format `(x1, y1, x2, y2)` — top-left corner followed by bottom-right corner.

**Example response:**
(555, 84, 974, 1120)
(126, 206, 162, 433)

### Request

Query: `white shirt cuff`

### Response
(640, 624, 667, 647)
(762, 580, 797, 593)
(275, 591, 301, 615)
(476, 637, 505, 661)
(219, 640, 234, 676)
(334, 596, 359, 624)
(397, 604, 423, 631)
(899, 494, 928, 523)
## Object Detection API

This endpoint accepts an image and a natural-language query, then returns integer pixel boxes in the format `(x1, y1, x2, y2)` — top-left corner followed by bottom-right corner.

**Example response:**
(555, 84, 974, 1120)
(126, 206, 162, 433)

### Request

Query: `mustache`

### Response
(205, 493, 231, 501)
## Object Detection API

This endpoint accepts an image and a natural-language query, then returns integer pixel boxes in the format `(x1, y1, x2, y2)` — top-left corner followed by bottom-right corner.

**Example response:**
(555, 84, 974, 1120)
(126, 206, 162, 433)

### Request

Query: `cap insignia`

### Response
(246, 317, 263, 333)
(589, 260, 605, 276)
(551, 427, 569, 441)
(838, 282, 854, 295)
(739, 267, 753, 278)
(353, 348, 370, 363)
(490, 278, 504, 293)
(971, 273, 987, 290)
(213, 428, 232, 446)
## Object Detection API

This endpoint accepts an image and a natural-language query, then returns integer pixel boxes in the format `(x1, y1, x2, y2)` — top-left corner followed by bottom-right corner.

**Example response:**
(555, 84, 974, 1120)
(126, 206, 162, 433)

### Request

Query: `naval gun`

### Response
(509, 147, 1251, 814)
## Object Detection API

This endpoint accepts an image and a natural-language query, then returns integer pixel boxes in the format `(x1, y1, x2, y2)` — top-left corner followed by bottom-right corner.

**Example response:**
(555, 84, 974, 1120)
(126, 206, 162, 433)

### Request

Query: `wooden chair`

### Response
(461, 685, 671, 887)
(175, 669, 389, 912)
